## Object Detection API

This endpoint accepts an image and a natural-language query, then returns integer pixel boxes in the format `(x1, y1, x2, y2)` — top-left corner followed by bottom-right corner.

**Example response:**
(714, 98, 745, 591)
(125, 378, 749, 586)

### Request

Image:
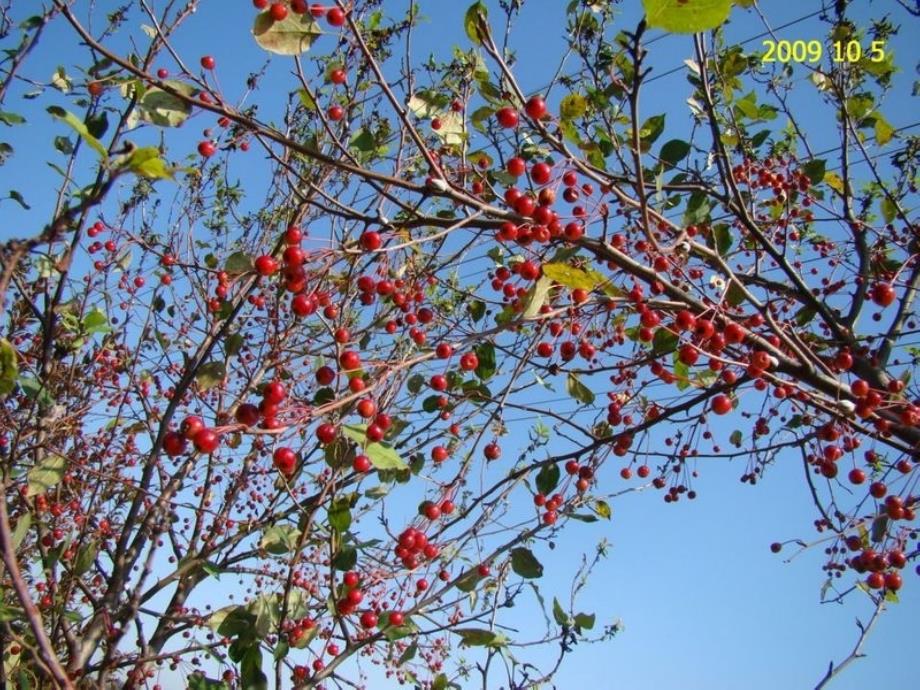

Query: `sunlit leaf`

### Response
(464, 1, 489, 44)
(643, 0, 732, 34)
(196, 361, 226, 390)
(253, 11, 322, 55)
(0, 338, 18, 395)
(453, 628, 507, 647)
(27, 453, 66, 497)
(511, 547, 544, 578)
(47, 106, 107, 159)
(566, 373, 595, 405)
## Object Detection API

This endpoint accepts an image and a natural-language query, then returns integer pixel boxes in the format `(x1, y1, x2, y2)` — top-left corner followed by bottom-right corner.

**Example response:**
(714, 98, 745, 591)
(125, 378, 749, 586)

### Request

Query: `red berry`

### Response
(531, 162, 551, 185)
(359, 611, 378, 629)
(360, 230, 382, 251)
(197, 141, 216, 157)
(459, 352, 478, 371)
(847, 468, 866, 485)
(200, 55, 216, 70)
(340, 350, 361, 371)
(507, 157, 526, 177)
(193, 428, 220, 453)
(711, 394, 732, 415)
(180, 415, 205, 440)
(525, 96, 546, 120)
(254, 255, 279, 276)
(353, 454, 371, 473)
(484, 442, 501, 460)
(328, 104, 344, 121)
(263, 380, 286, 405)
(273, 447, 297, 475)
(871, 283, 896, 307)
(235, 403, 260, 426)
(316, 366, 336, 385)
(356, 398, 376, 418)
(388, 612, 404, 626)
(269, 2, 289, 20)
(496, 107, 519, 128)
(326, 7, 346, 26)
(163, 431, 187, 457)
(316, 423, 337, 444)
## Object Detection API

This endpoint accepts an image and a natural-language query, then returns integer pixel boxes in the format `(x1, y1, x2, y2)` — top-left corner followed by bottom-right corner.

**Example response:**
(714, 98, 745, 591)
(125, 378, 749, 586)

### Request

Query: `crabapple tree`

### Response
(0, 1, 917, 689)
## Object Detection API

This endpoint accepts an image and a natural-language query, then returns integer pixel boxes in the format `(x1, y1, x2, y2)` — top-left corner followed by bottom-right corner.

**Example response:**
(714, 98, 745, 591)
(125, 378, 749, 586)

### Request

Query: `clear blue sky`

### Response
(0, 1, 916, 688)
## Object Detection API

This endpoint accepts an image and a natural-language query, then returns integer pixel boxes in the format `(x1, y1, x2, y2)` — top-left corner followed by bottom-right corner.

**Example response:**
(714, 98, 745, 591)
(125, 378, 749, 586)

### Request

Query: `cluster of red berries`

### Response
(251, 1, 346, 26)
(394, 526, 439, 570)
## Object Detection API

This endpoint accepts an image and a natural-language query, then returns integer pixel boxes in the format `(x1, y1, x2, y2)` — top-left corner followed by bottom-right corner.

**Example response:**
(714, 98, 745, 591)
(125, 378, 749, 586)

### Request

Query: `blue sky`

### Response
(1, 1, 917, 688)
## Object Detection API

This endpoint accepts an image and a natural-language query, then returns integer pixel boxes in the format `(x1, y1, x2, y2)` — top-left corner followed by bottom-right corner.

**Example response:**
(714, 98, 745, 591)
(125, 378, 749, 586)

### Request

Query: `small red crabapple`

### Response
(525, 95, 546, 120)
(326, 7, 346, 26)
(200, 55, 216, 70)
(496, 107, 519, 128)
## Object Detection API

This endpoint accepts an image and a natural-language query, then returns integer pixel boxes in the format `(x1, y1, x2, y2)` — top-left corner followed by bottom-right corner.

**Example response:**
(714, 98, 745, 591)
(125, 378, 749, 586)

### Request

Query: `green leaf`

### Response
(464, 1, 489, 43)
(18, 377, 53, 406)
(726, 281, 745, 307)
(187, 674, 231, 690)
(874, 115, 895, 146)
(673, 357, 690, 391)
(592, 499, 612, 520)
(474, 341, 496, 380)
(574, 612, 596, 631)
(560, 92, 587, 121)
(454, 628, 507, 648)
(0, 338, 18, 395)
(643, 0, 732, 34)
(659, 139, 690, 167)
(123, 146, 173, 180)
(11, 513, 30, 549)
(129, 80, 195, 128)
(455, 568, 483, 593)
(366, 442, 408, 470)
(82, 307, 111, 335)
(260, 524, 299, 554)
(795, 305, 817, 327)
(381, 612, 419, 641)
(801, 159, 826, 185)
(535, 463, 560, 496)
(638, 114, 666, 148)
(824, 171, 845, 194)
(0, 111, 26, 126)
(27, 453, 66, 497)
(430, 111, 465, 147)
(328, 496, 352, 532)
(712, 224, 733, 256)
(511, 547, 544, 578)
(332, 546, 358, 571)
(880, 196, 897, 224)
(240, 644, 268, 690)
(729, 429, 743, 446)
(566, 373, 595, 405)
(343, 425, 409, 470)
(542, 262, 606, 291)
(552, 597, 570, 626)
(73, 542, 98, 576)
(652, 328, 678, 355)
(397, 641, 418, 667)
(224, 251, 253, 275)
(683, 191, 711, 225)
(522, 275, 554, 319)
(407, 374, 425, 394)
(8, 189, 30, 209)
(47, 106, 107, 160)
(196, 361, 226, 391)
(469, 300, 486, 322)
(252, 11, 322, 55)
